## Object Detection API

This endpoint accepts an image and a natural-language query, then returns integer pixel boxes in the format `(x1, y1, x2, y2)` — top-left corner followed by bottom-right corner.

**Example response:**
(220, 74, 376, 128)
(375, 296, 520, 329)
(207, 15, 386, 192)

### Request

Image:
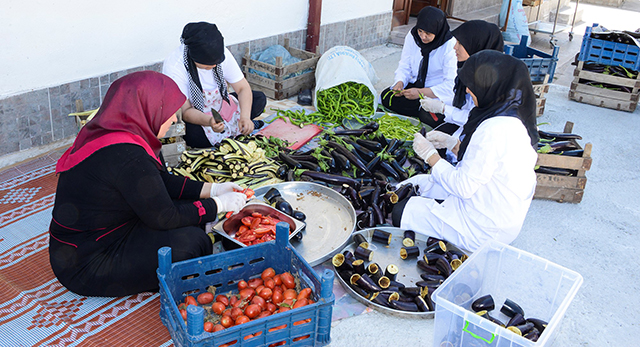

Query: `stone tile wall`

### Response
(0, 11, 391, 158)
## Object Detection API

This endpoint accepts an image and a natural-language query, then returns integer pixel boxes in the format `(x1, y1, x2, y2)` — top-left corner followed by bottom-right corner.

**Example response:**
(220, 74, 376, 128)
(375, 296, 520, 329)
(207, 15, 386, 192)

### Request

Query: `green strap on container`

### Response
(463, 320, 496, 344)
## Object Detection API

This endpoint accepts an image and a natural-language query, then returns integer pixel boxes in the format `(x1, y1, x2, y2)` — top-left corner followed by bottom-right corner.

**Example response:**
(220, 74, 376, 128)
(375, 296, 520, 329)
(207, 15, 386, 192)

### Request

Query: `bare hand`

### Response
(210, 118, 225, 133)
(392, 81, 404, 91)
(238, 117, 254, 135)
(401, 88, 422, 100)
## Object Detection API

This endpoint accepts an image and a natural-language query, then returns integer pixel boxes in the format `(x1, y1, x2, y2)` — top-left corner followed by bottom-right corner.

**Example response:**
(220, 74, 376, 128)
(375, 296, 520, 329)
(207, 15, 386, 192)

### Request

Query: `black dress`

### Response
(49, 144, 218, 297)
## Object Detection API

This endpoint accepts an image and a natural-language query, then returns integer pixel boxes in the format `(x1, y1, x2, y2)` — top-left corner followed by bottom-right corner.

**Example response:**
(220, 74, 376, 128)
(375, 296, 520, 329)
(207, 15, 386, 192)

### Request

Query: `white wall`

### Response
(1, 0, 392, 98)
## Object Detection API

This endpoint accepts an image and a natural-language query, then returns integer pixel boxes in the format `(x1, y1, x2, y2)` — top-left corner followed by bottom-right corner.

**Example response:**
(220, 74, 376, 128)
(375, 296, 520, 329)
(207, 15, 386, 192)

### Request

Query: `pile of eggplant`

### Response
(536, 128, 584, 176)
(465, 294, 548, 342)
(333, 229, 468, 313)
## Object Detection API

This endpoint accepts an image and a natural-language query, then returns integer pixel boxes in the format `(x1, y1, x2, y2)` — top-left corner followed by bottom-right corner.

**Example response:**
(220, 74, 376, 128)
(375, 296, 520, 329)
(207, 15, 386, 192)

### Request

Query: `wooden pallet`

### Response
(569, 61, 640, 112)
(242, 38, 319, 100)
(534, 121, 592, 203)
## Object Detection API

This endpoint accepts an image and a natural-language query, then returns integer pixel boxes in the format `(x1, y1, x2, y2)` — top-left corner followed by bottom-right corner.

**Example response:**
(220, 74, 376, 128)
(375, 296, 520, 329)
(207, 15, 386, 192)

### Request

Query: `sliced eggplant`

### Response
(384, 264, 399, 281)
(353, 233, 369, 249)
(501, 298, 525, 318)
(402, 229, 416, 247)
(352, 259, 366, 275)
(471, 294, 495, 312)
(506, 313, 526, 328)
(400, 246, 420, 259)
(371, 229, 392, 245)
(354, 245, 373, 261)
(424, 240, 447, 254)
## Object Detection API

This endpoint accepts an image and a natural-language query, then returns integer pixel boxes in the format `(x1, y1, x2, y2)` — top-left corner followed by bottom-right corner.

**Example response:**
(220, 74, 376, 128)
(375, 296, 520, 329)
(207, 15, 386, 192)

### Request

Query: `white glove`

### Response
(210, 182, 243, 197)
(212, 192, 247, 214)
(420, 97, 445, 114)
(412, 133, 438, 161)
(397, 174, 434, 196)
(426, 130, 458, 150)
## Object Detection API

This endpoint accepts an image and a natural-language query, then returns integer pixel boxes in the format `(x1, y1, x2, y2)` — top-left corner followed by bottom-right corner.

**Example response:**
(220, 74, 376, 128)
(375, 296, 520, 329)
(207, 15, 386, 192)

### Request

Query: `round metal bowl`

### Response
(254, 182, 356, 267)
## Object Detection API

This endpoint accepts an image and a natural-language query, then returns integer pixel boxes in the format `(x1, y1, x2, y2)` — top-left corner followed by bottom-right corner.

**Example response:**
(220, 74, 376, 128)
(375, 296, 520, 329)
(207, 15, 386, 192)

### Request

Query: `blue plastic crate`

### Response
(578, 24, 640, 71)
(504, 36, 559, 83)
(157, 222, 335, 347)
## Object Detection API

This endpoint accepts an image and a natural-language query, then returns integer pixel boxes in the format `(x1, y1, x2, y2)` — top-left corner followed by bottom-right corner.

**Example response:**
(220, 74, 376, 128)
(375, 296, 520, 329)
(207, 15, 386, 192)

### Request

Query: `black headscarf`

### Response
(451, 20, 504, 108)
(180, 22, 229, 108)
(410, 7, 453, 88)
(456, 51, 539, 161)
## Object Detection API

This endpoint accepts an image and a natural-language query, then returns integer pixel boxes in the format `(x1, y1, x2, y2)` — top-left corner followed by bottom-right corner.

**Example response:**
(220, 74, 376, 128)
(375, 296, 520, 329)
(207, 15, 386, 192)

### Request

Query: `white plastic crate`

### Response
(432, 240, 583, 347)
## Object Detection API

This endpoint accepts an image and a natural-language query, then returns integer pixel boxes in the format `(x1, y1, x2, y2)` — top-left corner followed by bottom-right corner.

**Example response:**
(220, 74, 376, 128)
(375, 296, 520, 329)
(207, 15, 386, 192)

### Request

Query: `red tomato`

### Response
(230, 307, 243, 320)
(250, 296, 266, 310)
(254, 226, 272, 235)
(241, 216, 253, 227)
(229, 295, 238, 306)
(178, 302, 188, 311)
(257, 310, 272, 319)
(244, 188, 255, 199)
(247, 278, 263, 289)
(264, 278, 275, 290)
(239, 288, 255, 301)
(213, 324, 225, 332)
(244, 304, 261, 319)
(277, 306, 291, 313)
(282, 298, 294, 307)
(237, 280, 248, 291)
(266, 302, 277, 313)
(237, 225, 249, 236)
(271, 290, 284, 304)
(251, 212, 263, 218)
(180, 309, 187, 320)
(197, 292, 214, 305)
(280, 272, 295, 289)
(215, 294, 229, 306)
(273, 274, 282, 286)
(222, 309, 232, 317)
(250, 217, 261, 230)
(283, 289, 297, 300)
(204, 321, 214, 332)
(255, 285, 265, 296)
(261, 268, 276, 281)
(235, 315, 250, 325)
(293, 298, 308, 309)
(211, 302, 226, 315)
(185, 296, 197, 306)
(258, 287, 273, 300)
(297, 288, 312, 301)
(220, 315, 233, 328)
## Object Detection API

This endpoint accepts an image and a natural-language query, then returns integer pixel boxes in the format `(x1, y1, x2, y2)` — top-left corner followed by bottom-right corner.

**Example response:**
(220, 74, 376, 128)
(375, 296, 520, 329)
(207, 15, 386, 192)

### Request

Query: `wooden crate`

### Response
(534, 121, 592, 203)
(569, 61, 640, 112)
(242, 38, 320, 100)
(536, 97, 546, 117)
(160, 108, 186, 167)
(523, 0, 541, 6)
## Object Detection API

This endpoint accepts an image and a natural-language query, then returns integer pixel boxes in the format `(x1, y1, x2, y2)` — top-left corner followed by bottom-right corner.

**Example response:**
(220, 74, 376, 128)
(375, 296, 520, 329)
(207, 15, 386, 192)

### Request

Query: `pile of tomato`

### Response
(233, 212, 285, 246)
(177, 267, 314, 346)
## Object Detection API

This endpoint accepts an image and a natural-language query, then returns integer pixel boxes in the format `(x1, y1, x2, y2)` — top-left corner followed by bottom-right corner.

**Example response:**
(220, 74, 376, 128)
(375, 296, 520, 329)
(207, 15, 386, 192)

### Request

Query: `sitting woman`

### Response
(379, 6, 457, 128)
(163, 22, 267, 148)
(392, 51, 540, 252)
(419, 20, 505, 137)
(49, 71, 247, 297)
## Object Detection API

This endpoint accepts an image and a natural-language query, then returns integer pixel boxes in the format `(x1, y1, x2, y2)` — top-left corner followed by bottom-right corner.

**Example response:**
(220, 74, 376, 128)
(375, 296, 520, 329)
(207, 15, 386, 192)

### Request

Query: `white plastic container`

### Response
(432, 240, 583, 347)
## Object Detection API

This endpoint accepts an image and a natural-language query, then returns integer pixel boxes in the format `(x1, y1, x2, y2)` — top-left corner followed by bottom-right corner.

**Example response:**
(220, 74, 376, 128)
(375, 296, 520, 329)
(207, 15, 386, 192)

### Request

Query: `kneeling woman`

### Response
(392, 51, 539, 252)
(49, 71, 247, 297)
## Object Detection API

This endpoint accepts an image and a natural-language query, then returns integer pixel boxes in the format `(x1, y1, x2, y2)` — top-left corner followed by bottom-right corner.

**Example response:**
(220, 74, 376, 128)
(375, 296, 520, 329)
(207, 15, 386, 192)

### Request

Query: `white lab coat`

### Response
(443, 93, 475, 139)
(394, 33, 458, 104)
(401, 116, 538, 252)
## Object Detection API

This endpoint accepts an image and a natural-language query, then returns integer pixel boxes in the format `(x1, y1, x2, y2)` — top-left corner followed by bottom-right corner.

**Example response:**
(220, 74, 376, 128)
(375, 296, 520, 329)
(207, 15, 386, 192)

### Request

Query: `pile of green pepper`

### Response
(316, 82, 375, 125)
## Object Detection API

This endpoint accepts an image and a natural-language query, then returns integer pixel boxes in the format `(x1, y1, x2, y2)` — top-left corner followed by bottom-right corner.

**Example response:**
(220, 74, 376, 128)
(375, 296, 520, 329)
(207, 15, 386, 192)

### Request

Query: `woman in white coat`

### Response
(379, 7, 457, 128)
(392, 51, 540, 252)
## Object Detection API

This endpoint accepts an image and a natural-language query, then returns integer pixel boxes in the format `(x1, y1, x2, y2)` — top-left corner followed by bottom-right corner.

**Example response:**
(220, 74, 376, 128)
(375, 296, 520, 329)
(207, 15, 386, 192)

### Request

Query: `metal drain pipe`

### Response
(306, 0, 322, 53)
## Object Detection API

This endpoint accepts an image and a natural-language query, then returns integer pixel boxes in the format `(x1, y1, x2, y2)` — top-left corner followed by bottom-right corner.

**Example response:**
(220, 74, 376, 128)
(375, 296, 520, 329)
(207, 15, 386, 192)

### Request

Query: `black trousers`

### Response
(184, 90, 267, 148)
(380, 83, 446, 129)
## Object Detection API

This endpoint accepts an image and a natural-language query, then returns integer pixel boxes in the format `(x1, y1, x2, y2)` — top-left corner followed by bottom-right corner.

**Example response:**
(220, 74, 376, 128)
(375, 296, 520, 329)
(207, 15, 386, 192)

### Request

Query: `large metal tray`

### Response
(254, 182, 356, 267)
(211, 203, 305, 248)
(335, 227, 466, 319)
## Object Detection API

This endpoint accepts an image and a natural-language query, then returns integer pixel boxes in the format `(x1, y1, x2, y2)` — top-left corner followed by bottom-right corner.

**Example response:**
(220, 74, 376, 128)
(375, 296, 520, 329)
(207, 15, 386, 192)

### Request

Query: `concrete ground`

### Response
(328, 3, 639, 346)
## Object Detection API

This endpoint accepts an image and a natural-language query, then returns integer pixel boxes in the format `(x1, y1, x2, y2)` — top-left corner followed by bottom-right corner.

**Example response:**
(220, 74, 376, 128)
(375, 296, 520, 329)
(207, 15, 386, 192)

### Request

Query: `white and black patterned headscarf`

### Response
(181, 22, 229, 110)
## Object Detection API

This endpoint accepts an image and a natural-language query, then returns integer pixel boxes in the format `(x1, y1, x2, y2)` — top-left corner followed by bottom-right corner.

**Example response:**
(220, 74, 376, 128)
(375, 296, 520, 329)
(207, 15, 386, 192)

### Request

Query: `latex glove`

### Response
(210, 182, 243, 198)
(397, 174, 434, 196)
(212, 192, 247, 214)
(412, 133, 438, 161)
(426, 130, 458, 150)
(420, 97, 445, 114)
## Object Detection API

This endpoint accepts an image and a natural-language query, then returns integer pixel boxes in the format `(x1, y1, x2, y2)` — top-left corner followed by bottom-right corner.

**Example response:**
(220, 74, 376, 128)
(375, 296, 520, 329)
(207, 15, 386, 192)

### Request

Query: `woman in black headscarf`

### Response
(163, 22, 267, 148)
(420, 20, 505, 138)
(380, 7, 457, 126)
(392, 51, 539, 252)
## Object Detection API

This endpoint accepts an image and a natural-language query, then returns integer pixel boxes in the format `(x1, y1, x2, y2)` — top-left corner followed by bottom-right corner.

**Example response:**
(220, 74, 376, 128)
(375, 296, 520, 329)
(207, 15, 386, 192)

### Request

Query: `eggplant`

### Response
(424, 241, 447, 254)
(385, 138, 401, 153)
(524, 328, 541, 342)
(408, 156, 430, 173)
(477, 310, 505, 327)
(501, 298, 525, 318)
(348, 281, 370, 298)
(384, 264, 399, 281)
(389, 158, 409, 181)
(286, 168, 296, 181)
(379, 160, 400, 180)
(278, 152, 302, 169)
(300, 171, 362, 190)
(327, 141, 371, 175)
(388, 280, 406, 289)
(416, 260, 440, 275)
(420, 274, 445, 283)
(547, 140, 580, 151)
(507, 322, 535, 336)
(400, 246, 420, 259)
(362, 121, 380, 132)
(369, 185, 382, 207)
(351, 273, 382, 293)
(371, 229, 392, 245)
(264, 187, 281, 202)
(344, 139, 375, 161)
(538, 129, 582, 140)
(388, 299, 420, 312)
(394, 183, 416, 202)
(298, 160, 322, 171)
(403, 230, 415, 247)
(351, 259, 366, 275)
(426, 236, 445, 246)
(414, 295, 430, 312)
(377, 276, 391, 289)
(527, 318, 548, 333)
(535, 166, 576, 176)
(470, 294, 494, 312)
(344, 185, 363, 210)
(288, 154, 317, 162)
(400, 286, 423, 298)
(337, 268, 354, 282)
(506, 313, 526, 328)
(365, 206, 376, 228)
(549, 149, 584, 157)
(353, 233, 369, 249)
(331, 150, 351, 171)
(371, 203, 385, 226)
(434, 256, 453, 278)
(372, 171, 389, 183)
(415, 280, 442, 289)
(332, 128, 374, 136)
(292, 210, 306, 222)
(272, 197, 294, 216)
(366, 155, 381, 172)
(343, 250, 356, 264)
(419, 126, 427, 137)
(354, 245, 373, 261)
(366, 262, 381, 278)
(374, 133, 389, 147)
(332, 253, 353, 272)
(450, 258, 463, 271)
(369, 292, 391, 307)
(356, 138, 383, 152)
(275, 165, 288, 179)
(424, 252, 446, 265)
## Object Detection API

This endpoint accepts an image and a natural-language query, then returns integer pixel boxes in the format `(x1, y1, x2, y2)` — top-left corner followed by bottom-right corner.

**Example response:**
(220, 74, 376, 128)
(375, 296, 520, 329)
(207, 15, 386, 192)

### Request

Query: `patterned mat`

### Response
(0, 148, 367, 346)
